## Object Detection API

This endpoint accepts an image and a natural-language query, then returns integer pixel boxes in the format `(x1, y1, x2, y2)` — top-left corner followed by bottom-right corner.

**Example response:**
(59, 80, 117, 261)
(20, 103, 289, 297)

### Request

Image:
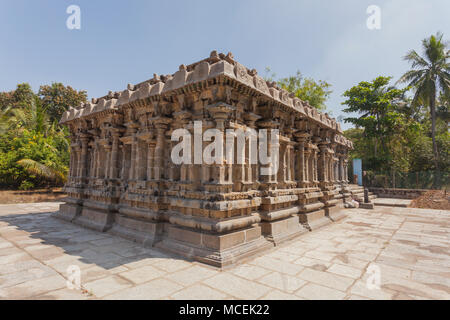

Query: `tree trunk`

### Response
(430, 93, 440, 188)
(374, 138, 378, 158)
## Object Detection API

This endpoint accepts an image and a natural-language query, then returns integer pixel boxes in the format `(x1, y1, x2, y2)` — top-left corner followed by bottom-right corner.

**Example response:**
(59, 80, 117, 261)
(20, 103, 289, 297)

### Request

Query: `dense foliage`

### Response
(343, 33, 449, 189)
(264, 68, 332, 112)
(0, 83, 87, 190)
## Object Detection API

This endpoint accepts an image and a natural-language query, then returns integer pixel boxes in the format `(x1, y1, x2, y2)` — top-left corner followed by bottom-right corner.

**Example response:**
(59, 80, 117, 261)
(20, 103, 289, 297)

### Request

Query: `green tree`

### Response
(38, 83, 87, 123)
(277, 71, 332, 111)
(0, 128, 69, 189)
(398, 32, 450, 186)
(264, 68, 332, 111)
(342, 76, 408, 166)
(12, 83, 35, 108)
(9, 96, 50, 134)
(0, 82, 82, 189)
(0, 83, 35, 110)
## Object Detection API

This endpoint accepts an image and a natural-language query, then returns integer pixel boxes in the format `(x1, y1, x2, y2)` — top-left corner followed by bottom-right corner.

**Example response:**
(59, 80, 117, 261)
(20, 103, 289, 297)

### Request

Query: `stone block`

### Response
(260, 216, 308, 245)
(72, 207, 114, 232)
(156, 225, 272, 268)
(298, 209, 332, 230)
(54, 203, 81, 222)
(202, 229, 245, 250)
(359, 202, 374, 209)
(168, 226, 202, 246)
(109, 215, 162, 247)
(325, 204, 347, 222)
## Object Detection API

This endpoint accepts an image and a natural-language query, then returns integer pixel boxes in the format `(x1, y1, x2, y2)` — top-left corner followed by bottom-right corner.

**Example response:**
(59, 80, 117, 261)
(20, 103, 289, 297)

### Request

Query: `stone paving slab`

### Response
(0, 202, 449, 300)
(374, 198, 412, 208)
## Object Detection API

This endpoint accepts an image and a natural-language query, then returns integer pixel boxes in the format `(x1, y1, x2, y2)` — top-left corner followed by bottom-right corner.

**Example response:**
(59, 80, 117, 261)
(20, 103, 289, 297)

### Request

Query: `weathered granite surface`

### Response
(56, 51, 353, 267)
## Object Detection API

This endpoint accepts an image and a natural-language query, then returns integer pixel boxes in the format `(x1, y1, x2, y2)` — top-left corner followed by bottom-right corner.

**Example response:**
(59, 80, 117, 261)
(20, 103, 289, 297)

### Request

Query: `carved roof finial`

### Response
(210, 50, 218, 58)
(209, 50, 220, 63)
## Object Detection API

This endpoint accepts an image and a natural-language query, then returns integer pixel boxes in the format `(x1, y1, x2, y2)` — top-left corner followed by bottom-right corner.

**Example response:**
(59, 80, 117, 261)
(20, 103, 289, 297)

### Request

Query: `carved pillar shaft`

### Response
(319, 147, 327, 182)
(104, 145, 111, 179)
(153, 119, 170, 180)
(69, 148, 76, 179)
(91, 146, 97, 179)
(129, 138, 137, 180)
(154, 129, 164, 180)
(75, 147, 81, 178)
(147, 142, 155, 181)
(80, 137, 89, 179)
(305, 151, 311, 183)
(309, 151, 313, 183)
(296, 142, 304, 182)
(109, 134, 120, 179)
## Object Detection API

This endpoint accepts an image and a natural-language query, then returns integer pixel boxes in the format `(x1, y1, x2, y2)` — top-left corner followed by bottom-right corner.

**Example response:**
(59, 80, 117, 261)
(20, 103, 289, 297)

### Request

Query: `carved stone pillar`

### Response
(104, 144, 112, 180)
(109, 130, 122, 179)
(257, 119, 279, 189)
(69, 146, 77, 180)
(153, 117, 171, 181)
(204, 103, 234, 192)
(319, 144, 328, 183)
(147, 141, 155, 181)
(79, 134, 90, 180)
(294, 138, 305, 184)
(243, 112, 261, 189)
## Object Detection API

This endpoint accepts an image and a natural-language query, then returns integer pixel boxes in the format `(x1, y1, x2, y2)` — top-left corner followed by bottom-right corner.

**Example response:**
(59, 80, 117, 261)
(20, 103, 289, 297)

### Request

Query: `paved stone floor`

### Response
(0, 202, 449, 300)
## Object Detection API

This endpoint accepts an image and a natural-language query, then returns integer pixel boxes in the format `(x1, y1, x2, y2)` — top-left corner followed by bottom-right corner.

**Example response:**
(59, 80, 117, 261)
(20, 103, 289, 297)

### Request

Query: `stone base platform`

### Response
(260, 215, 309, 245)
(298, 209, 332, 230)
(155, 225, 273, 268)
(54, 202, 82, 222)
(109, 215, 163, 247)
(59, 200, 115, 233)
(55, 201, 350, 268)
(325, 204, 347, 222)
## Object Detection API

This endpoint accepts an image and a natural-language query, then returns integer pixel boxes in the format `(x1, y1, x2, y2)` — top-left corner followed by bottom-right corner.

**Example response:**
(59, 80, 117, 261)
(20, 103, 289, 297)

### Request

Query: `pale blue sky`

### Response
(1, 0, 449, 129)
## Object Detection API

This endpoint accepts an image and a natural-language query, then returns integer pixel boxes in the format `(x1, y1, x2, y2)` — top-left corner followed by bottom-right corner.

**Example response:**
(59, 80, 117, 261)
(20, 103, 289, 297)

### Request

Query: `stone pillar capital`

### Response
(243, 112, 261, 127)
(154, 117, 172, 130)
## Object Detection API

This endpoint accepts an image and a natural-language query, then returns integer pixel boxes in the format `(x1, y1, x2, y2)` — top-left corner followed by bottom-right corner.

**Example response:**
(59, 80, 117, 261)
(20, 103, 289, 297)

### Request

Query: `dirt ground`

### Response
(409, 190, 450, 210)
(0, 188, 66, 204)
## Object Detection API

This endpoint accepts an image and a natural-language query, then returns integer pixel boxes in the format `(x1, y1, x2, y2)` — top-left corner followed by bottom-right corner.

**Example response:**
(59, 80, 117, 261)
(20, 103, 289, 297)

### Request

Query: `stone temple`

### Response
(56, 51, 353, 267)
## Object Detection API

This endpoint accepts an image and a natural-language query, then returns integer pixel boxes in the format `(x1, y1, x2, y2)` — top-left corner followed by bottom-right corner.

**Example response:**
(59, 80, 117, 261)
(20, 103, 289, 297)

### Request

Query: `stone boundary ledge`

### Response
(369, 187, 429, 199)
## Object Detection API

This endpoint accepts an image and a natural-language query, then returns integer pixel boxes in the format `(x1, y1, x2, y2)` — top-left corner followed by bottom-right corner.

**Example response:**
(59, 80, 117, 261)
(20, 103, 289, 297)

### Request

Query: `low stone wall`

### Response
(369, 187, 428, 199)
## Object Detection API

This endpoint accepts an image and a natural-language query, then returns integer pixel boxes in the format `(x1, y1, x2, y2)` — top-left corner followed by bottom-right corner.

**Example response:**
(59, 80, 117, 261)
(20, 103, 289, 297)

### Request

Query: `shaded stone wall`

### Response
(57, 51, 353, 267)
(369, 188, 427, 199)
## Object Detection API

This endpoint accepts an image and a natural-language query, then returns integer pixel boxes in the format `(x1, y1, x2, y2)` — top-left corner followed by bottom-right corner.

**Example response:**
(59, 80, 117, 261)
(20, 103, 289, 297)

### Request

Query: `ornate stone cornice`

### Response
(59, 51, 352, 148)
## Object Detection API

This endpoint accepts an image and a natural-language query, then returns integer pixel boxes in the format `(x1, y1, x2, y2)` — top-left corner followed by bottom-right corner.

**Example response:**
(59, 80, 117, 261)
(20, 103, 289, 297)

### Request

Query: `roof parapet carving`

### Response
(60, 51, 348, 144)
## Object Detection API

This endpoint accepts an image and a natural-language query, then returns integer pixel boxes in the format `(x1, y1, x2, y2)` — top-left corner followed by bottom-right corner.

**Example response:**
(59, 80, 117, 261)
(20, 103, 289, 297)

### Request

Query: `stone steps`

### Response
(347, 184, 378, 203)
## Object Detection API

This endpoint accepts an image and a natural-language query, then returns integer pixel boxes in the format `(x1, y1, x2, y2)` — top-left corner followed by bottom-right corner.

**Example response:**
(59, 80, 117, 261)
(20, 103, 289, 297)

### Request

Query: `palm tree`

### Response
(10, 96, 50, 135)
(398, 32, 450, 186)
(0, 106, 12, 134)
(17, 159, 67, 185)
